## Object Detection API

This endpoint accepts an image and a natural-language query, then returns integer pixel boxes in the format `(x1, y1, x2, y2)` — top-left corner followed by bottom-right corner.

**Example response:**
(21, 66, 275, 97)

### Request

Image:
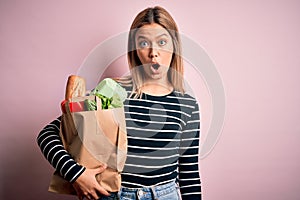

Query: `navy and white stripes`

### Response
(121, 90, 201, 199)
(37, 117, 85, 182)
(36, 89, 201, 199)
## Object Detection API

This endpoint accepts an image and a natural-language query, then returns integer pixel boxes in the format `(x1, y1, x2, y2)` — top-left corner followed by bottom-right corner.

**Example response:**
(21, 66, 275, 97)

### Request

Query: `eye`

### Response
(158, 39, 167, 46)
(139, 40, 149, 48)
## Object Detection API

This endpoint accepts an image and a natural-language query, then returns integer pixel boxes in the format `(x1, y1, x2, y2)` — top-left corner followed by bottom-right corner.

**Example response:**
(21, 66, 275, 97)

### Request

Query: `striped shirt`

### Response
(37, 88, 202, 199)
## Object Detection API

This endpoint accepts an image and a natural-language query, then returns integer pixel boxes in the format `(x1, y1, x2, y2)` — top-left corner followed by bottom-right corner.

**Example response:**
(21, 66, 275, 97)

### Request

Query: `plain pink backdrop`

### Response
(1, 0, 300, 200)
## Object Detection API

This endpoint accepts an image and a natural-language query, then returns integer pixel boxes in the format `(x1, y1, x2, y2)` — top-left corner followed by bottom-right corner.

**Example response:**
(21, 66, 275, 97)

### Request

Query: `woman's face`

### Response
(135, 23, 174, 82)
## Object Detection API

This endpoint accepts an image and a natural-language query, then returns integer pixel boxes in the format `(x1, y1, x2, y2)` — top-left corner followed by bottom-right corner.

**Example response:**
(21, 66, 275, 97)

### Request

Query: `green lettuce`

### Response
(85, 78, 127, 110)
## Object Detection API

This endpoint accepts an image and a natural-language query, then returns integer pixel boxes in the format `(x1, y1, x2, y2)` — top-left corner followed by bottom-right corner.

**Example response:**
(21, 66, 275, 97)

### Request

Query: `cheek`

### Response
(161, 51, 173, 64)
(163, 43, 174, 60)
(136, 49, 147, 63)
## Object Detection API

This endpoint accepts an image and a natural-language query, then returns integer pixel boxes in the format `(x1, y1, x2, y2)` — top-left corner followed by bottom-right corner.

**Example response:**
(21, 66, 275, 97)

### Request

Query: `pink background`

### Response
(1, 0, 300, 199)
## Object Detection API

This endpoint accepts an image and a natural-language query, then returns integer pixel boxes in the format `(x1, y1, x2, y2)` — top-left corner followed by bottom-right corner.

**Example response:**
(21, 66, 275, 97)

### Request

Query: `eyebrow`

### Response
(137, 33, 170, 40)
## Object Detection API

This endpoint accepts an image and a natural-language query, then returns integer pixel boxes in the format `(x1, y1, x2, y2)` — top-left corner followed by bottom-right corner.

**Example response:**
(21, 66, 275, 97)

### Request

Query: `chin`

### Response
(150, 74, 163, 80)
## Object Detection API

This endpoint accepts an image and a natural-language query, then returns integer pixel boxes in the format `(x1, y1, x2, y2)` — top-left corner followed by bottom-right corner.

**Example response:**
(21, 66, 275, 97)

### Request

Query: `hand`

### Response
(72, 164, 110, 200)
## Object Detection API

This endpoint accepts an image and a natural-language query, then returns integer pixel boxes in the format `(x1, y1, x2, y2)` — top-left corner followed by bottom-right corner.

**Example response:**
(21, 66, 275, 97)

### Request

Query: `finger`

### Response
(95, 184, 110, 196)
(90, 191, 99, 200)
(94, 164, 107, 174)
(99, 163, 107, 170)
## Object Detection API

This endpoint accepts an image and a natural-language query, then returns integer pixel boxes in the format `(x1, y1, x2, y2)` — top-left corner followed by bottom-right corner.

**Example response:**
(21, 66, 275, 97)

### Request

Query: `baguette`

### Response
(65, 75, 86, 100)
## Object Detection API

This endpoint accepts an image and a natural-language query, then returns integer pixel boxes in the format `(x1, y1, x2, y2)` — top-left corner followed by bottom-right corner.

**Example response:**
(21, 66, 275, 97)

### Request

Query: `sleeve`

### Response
(36, 116, 85, 183)
(178, 100, 202, 200)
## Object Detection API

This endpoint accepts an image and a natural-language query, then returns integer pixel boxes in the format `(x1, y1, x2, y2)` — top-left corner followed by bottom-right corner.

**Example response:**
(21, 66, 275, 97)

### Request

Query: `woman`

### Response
(37, 6, 202, 200)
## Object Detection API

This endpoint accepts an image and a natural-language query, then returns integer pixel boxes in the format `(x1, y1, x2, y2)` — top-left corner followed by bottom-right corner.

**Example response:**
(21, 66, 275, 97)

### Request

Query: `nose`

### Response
(149, 47, 159, 58)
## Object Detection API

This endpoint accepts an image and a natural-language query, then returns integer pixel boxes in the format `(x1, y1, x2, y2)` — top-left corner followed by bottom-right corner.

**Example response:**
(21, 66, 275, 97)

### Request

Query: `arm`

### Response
(36, 117, 109, 199)
(37, 116, 85, 182)
(178, 100, 202, 200)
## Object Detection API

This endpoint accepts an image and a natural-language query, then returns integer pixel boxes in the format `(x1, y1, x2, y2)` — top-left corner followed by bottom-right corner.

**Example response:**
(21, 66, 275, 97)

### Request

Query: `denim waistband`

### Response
(120, 180, 177, 199)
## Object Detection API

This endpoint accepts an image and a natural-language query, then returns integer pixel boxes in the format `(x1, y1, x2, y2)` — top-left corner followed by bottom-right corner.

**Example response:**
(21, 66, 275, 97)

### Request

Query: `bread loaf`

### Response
(65, 75, 86, 100)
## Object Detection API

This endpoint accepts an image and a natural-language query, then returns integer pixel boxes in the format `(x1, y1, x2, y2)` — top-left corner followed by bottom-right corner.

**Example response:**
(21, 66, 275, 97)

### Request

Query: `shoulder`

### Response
(173, 91, 200, 119)
(172, 91, 198, 108)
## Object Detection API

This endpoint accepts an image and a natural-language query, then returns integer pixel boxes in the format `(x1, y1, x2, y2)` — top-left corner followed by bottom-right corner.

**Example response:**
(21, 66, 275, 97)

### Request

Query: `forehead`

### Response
(135, 23, 171, 38)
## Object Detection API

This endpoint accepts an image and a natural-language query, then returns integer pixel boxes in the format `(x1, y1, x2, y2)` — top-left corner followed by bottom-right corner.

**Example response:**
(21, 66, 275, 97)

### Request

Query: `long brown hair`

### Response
(125, 6, 184, 97)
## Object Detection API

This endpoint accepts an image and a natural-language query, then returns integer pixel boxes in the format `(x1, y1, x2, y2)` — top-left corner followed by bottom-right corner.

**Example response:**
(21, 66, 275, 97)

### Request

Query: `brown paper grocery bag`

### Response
(48, 95, 127, 194)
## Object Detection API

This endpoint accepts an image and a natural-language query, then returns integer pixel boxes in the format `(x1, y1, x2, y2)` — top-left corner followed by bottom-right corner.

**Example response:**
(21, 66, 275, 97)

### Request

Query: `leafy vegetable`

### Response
(84, 99, 97, 111)
(86, 78, 127, 110)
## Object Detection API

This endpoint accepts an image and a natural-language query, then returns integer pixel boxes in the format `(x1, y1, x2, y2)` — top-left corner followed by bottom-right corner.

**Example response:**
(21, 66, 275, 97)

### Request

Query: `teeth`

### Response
(152, 63, 160, 70)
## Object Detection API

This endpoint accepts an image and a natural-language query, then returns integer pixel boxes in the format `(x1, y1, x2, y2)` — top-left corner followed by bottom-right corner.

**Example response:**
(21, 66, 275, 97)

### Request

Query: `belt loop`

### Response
(137, 189, 143, 200)
(150, 186, 158, 200)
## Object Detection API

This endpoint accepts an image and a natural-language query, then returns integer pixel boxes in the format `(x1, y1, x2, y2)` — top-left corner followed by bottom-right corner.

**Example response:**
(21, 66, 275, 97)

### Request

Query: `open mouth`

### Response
(152, 63, 160, 70)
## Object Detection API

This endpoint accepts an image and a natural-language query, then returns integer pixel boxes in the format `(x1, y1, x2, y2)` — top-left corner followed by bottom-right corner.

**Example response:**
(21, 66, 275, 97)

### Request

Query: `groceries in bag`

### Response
(48, 75, 127, 195)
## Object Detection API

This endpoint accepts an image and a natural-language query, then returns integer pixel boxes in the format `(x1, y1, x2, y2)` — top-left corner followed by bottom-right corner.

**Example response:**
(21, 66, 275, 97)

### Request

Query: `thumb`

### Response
(94, 164, 107, 174)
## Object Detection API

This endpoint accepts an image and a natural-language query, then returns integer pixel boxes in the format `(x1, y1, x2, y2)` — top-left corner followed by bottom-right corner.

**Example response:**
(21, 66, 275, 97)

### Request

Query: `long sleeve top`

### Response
(37, 89, 202, 199)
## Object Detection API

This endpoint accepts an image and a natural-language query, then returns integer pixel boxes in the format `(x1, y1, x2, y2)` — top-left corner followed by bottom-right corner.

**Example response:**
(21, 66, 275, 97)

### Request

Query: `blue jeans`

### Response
(119, 181, 181, 200)
(98, 181, 181, 200)
(98, 192, 119, 200)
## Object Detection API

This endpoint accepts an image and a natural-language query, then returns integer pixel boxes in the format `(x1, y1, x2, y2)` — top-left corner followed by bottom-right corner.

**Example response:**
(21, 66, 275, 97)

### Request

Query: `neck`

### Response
(140, 78, 173, 96)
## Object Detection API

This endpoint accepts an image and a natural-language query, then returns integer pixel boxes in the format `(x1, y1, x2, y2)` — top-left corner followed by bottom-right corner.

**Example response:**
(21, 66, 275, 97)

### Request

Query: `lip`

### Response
(152, 63, 160, 70)
(150, 62, 160, 74)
